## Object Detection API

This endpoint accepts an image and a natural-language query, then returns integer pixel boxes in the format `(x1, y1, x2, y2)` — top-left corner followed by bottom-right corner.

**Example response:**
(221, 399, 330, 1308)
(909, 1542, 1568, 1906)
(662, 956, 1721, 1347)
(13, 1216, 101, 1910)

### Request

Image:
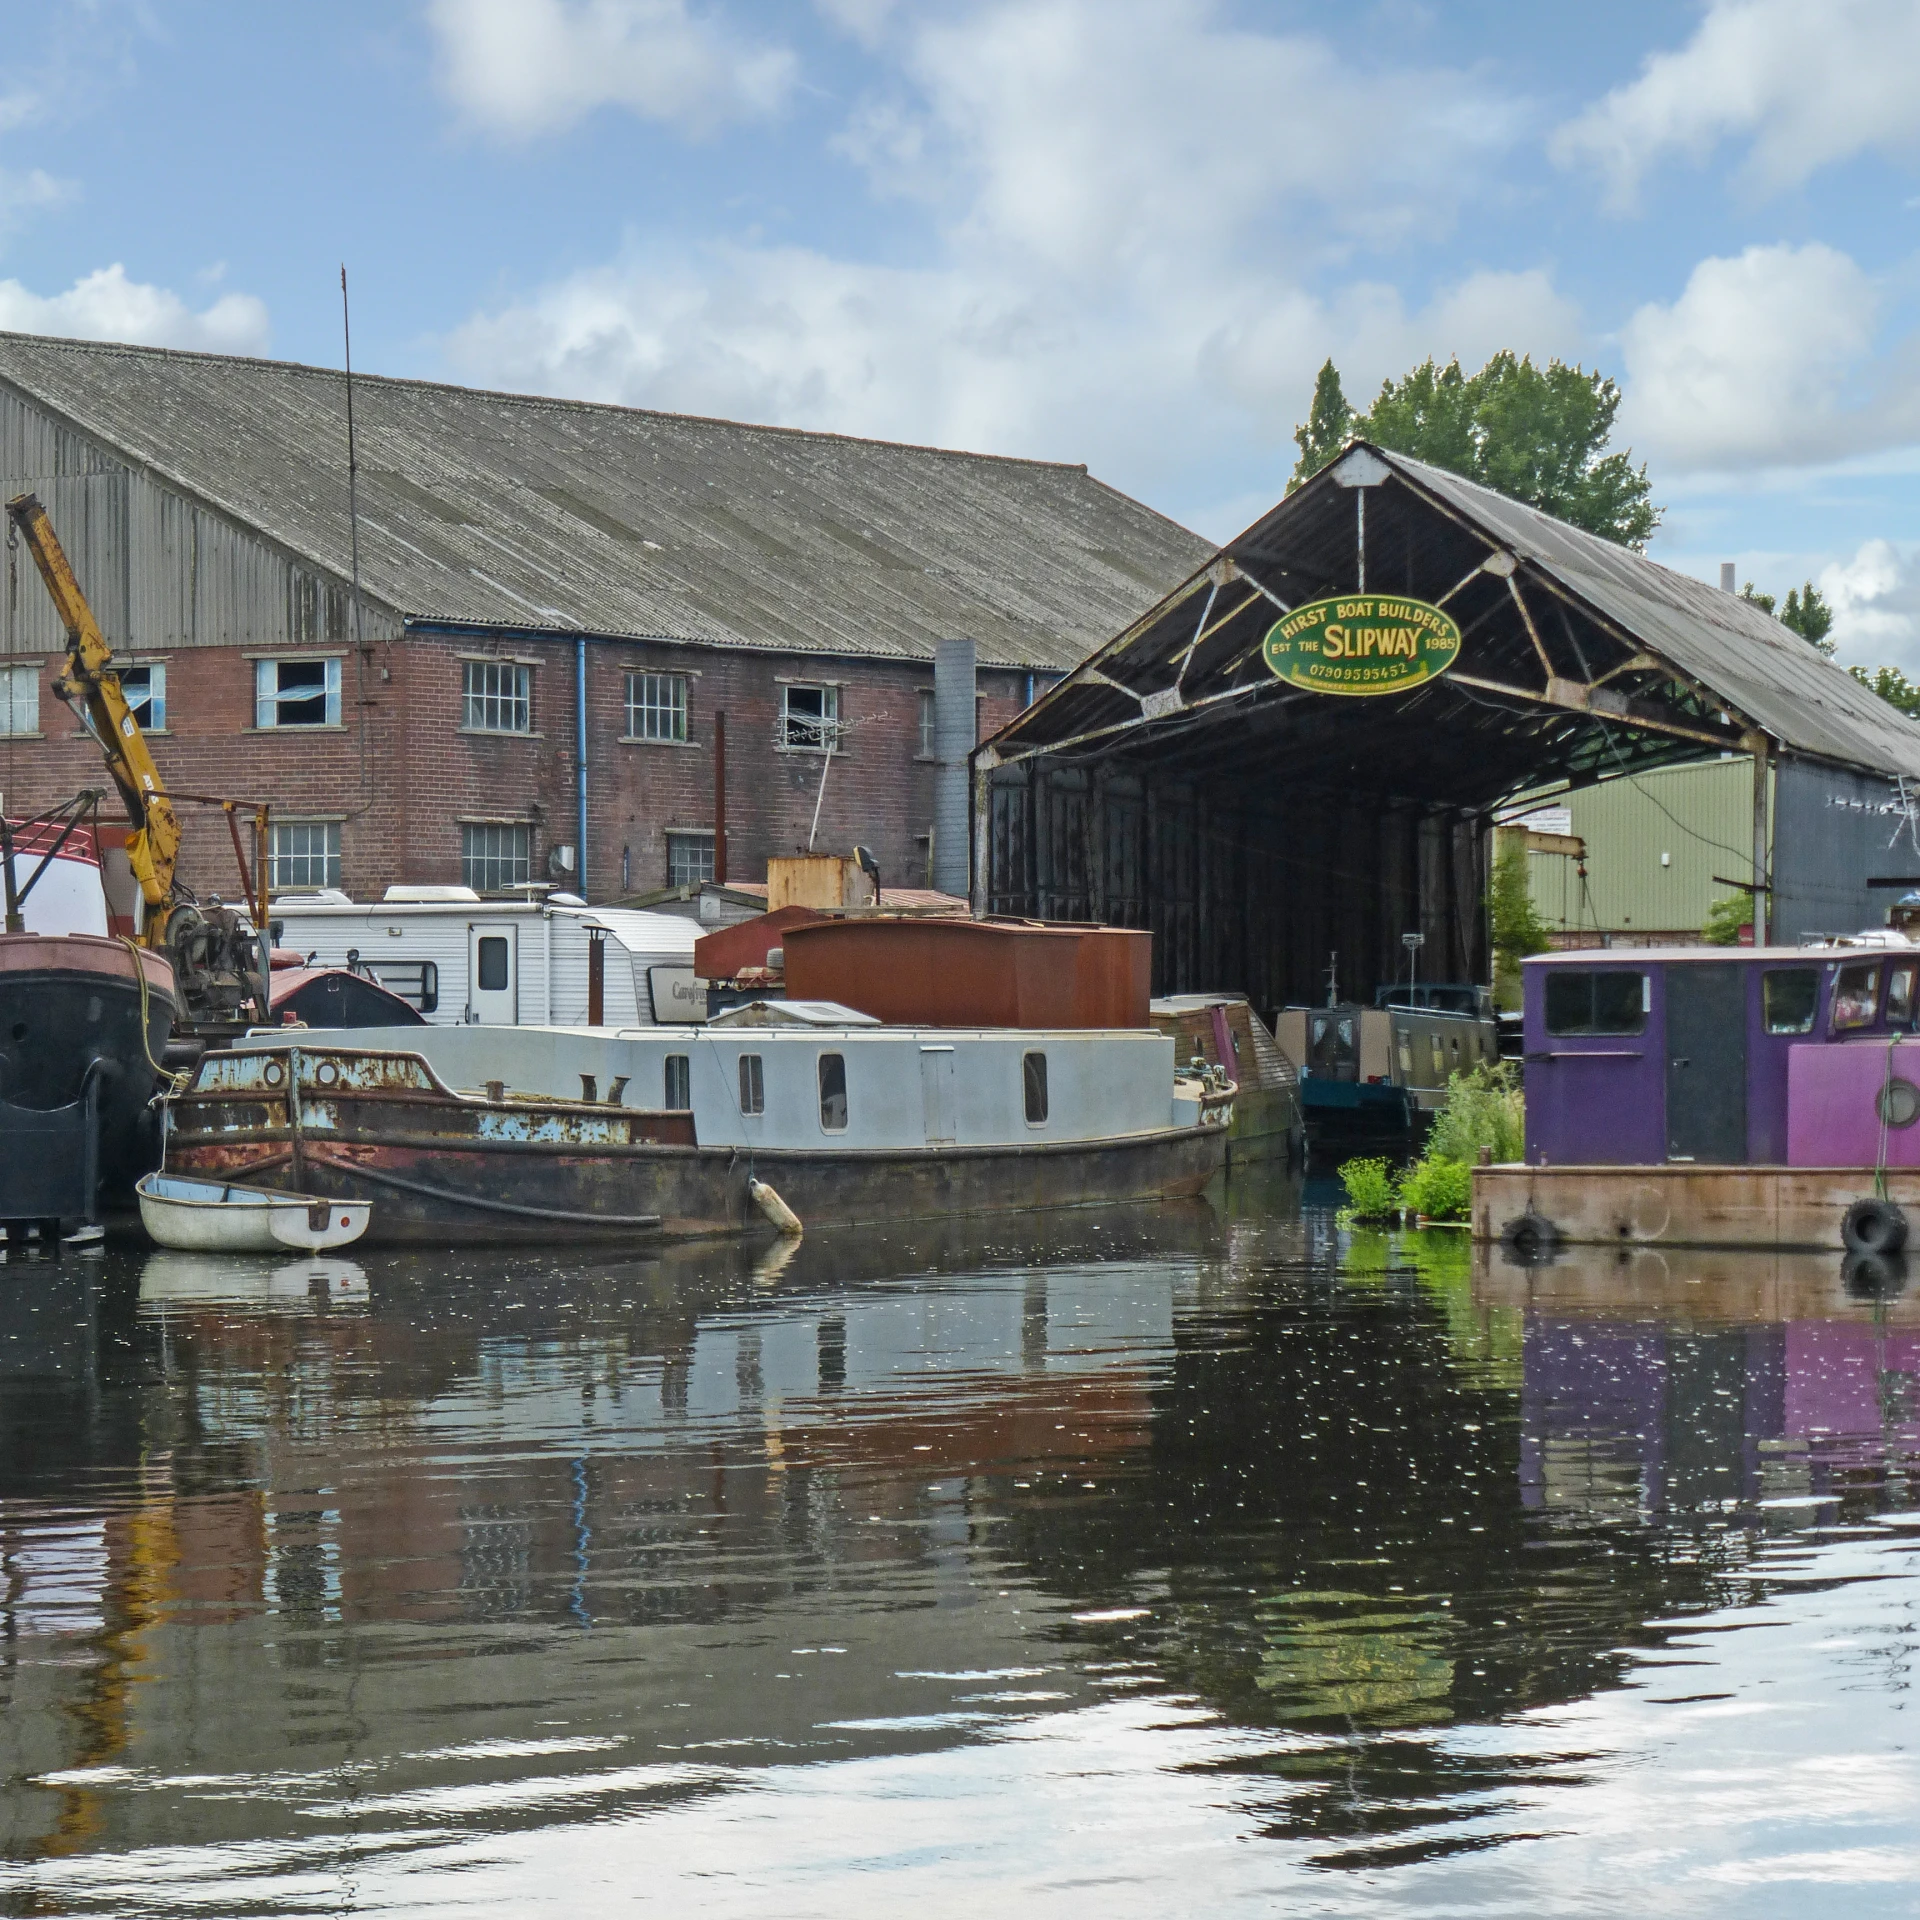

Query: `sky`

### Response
(8, 0, 1920, 669)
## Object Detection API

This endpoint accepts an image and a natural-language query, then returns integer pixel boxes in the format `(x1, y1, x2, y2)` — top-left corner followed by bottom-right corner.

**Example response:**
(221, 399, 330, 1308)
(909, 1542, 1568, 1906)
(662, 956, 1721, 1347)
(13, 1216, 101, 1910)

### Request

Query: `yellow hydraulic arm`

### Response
(5, 491, 180, 934)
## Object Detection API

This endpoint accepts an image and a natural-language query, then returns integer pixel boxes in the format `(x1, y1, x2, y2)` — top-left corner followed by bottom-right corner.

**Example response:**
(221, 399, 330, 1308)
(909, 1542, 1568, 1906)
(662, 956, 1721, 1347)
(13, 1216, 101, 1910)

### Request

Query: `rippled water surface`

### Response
(2, 1186, 1918, 1916)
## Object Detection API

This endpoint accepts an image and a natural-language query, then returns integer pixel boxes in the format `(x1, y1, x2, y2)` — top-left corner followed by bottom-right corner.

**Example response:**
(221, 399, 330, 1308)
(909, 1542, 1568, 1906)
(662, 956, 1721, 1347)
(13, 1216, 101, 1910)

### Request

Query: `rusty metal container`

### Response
(693, 905, 826, 981)
(780, 917, 1152, 1028)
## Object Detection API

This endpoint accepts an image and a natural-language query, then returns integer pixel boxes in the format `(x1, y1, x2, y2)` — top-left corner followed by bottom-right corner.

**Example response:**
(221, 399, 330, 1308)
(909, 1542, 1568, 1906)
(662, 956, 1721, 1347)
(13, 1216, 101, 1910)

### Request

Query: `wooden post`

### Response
(713, 710, 727, 886)
(1751, 737, 1770, 945)
(587, 928, 605, 1026)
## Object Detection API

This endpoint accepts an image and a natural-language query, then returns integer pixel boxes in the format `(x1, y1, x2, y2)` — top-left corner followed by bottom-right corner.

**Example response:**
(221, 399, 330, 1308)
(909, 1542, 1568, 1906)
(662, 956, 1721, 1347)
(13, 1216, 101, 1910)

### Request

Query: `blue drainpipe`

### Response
(576, 635, 588, 896)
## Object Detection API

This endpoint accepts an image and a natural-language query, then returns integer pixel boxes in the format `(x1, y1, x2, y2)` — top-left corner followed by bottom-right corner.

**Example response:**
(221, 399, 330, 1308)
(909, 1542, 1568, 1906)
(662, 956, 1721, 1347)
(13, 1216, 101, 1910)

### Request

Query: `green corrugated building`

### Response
(1508, 757, 1764, 944)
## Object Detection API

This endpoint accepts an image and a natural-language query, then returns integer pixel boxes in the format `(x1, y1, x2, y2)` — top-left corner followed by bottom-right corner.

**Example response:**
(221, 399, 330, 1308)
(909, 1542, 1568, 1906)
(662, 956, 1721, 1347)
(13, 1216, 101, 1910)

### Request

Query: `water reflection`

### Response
(0, 1197, 1914, 1913)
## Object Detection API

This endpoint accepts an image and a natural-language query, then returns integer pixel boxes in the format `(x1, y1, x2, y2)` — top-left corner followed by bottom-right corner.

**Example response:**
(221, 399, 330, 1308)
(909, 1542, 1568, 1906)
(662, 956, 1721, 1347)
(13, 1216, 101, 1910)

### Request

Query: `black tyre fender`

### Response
(1842, 1196, 1908, 1255)
(1843, 1247, 1909, 1300)
(1500, 1210, 1561, 1255)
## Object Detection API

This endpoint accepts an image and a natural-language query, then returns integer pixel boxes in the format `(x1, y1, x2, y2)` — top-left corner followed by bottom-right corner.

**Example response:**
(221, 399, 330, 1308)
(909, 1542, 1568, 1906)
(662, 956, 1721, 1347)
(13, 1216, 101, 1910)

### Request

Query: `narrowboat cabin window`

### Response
(1763, 968, 1819, 1035)
(818, 1053, 848, 1131)
(664, 1054, 691, 1109)
(1889, 962, 1918, 1029)
(738, 1054, 765, 1116)
(1544, 970, 1647, 1037)
(1309, 1013, 1357, 1080)
(1023, 1051, 1048, 1124)
(1830, 962, 1881, 1032)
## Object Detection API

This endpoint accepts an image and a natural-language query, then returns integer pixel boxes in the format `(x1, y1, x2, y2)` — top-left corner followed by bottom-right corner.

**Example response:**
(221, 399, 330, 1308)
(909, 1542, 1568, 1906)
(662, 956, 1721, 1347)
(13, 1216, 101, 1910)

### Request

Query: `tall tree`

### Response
(1289, 360, 1354, 488)
(1850, 663, 1920, 718)
(1289, 351, 1661, 549)
(1782, 583, 1834, 653)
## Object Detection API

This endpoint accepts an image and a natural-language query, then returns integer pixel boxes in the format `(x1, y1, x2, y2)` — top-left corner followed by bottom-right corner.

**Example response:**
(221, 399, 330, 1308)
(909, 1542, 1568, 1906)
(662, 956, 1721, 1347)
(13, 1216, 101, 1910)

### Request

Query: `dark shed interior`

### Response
(977, 444, 1920, 1009)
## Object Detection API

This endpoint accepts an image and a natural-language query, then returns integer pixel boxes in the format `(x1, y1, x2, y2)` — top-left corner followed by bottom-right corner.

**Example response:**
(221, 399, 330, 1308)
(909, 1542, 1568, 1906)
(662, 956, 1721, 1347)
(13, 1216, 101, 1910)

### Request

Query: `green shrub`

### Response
(1426, 1061, 1525, 1167)
(1397, 1154, 1472, 1221)
(1338, 1156, 1398, 1220)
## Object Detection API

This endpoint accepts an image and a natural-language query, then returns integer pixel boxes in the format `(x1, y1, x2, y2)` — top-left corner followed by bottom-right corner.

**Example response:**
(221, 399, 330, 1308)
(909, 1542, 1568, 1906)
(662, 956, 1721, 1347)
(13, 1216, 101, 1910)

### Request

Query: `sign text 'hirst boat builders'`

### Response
(1261, 595, 1462, 697)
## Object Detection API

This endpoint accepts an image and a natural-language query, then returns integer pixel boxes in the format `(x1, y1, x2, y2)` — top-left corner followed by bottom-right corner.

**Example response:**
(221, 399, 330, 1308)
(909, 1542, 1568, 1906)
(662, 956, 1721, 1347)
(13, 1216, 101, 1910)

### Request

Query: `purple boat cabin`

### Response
(1523, 947, 1920, 1167)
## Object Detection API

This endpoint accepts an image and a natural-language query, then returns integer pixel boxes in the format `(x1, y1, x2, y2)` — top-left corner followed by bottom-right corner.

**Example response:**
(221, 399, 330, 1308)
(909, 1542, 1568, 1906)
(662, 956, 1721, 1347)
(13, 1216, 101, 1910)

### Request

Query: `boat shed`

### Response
(974, 442, 1920, 1007)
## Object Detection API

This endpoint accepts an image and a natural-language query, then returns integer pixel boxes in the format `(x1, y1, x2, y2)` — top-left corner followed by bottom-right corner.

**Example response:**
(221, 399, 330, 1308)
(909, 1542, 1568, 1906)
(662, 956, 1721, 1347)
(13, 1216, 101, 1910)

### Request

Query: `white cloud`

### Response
(0, 166, 75, 246)
(426, 0, 796, 139)
(0, 265, 270, 355)
(1554, 0, 1920, 209)
(1820, 538, 1920, 672)
(445, 0, 1553, 526)
(1618, 243, 1887, 473)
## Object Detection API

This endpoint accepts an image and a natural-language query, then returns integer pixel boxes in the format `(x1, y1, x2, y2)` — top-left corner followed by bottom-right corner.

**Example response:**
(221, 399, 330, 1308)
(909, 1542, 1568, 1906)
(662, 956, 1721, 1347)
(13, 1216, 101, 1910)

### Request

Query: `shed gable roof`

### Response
(0, 331, 1210, 671)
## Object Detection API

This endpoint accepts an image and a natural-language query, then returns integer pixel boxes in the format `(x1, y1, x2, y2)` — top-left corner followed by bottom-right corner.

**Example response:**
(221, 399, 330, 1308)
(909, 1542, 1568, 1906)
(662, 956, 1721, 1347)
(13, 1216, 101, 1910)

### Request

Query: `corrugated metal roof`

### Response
(1376, 447, 1920, 777)
(0, 331, 1210, 672)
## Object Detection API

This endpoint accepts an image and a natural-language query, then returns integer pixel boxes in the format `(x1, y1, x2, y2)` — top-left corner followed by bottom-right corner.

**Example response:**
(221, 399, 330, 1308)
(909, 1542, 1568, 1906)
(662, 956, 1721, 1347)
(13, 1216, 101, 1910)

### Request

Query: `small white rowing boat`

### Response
(136, 1173, 370, 1253)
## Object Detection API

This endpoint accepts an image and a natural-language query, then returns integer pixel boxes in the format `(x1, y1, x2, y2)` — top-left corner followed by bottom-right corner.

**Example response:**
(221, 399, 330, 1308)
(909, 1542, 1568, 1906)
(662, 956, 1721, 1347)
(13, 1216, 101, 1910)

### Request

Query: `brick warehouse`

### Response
(0, 333, 1208, 904)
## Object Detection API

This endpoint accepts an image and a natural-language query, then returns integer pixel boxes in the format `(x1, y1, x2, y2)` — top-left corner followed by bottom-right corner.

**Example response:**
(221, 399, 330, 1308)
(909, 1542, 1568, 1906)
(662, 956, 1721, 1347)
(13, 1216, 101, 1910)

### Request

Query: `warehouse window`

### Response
(666, 831, 714, 887)
(270, 821, 341, 891)
(463, 660, 531, 733)
(738, 1054, 764, 1116)
(782, 683, 839, 751)
(120, 663, 166, 731)
(256, 656, 341, 728)
(0, 663, 39, 736)
(918, 689, 936, 758)
(664, 1055, 691, 1110)
(625, 672, 687, 741)
(462, 822, 531, 892)
(1544, 970, 1647, 1037)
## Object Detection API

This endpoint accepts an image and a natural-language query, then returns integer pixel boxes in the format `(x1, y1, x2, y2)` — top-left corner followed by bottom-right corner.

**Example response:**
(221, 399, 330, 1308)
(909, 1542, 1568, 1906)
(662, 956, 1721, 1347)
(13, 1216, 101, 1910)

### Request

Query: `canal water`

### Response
(1, 1186, 1917, 1917)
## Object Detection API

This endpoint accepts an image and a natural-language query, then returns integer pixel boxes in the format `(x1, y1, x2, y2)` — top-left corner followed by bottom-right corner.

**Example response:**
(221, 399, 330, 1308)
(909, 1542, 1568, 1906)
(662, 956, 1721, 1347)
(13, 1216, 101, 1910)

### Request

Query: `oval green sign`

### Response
(1261, 594, 1462, 697)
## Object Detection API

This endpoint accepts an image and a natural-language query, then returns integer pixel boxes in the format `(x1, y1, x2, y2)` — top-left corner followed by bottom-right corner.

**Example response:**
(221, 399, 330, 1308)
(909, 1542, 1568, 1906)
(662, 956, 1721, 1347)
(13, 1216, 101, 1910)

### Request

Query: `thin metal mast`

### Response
(340, 265, 366, 656)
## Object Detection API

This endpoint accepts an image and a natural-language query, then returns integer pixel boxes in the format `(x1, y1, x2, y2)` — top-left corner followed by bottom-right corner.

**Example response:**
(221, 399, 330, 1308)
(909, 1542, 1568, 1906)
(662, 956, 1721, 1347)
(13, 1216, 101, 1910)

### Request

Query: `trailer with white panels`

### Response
(267, 887, 699, 1026)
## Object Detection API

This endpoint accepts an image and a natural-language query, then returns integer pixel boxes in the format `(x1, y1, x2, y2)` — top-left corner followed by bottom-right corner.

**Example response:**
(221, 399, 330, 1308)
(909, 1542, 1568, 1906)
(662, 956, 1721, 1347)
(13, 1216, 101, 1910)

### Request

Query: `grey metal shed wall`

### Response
(1771, 755, 1917, 943)
(3, 384, 393, 659)
(985, 758, 1486, 1007)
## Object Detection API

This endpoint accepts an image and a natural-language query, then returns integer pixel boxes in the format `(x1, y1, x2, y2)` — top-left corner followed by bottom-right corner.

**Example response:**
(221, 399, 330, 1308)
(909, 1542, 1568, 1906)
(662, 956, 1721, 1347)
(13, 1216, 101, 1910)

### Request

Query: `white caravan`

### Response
(267, 887, 699, 1027)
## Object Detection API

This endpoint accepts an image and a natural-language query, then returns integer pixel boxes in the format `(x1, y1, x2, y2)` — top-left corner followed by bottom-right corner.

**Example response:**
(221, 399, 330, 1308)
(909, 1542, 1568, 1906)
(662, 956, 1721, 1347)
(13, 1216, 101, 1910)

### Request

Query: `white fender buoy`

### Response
(749, 1178, 803, 1237)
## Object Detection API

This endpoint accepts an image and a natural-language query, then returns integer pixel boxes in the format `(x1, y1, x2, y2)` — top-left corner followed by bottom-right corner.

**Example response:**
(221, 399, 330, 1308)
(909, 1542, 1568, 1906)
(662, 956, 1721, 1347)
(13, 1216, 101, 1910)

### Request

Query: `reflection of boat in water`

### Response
(135, 1173, 369, 1253)
(1474, 1239, 1920, 1515)
(137, 1248, 369, 1310)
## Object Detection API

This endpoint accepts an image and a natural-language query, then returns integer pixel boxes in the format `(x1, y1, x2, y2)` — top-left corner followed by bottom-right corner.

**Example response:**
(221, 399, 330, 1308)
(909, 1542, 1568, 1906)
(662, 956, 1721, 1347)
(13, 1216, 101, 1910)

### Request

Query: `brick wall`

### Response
(0, 631, 1035, 905)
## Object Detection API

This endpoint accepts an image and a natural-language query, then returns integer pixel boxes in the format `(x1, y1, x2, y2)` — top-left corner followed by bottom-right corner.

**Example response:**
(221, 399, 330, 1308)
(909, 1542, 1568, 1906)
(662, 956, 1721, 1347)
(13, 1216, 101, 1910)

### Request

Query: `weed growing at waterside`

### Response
(1338, 1156, 1398, 1222)
(1425, 1062, 1524, 1167)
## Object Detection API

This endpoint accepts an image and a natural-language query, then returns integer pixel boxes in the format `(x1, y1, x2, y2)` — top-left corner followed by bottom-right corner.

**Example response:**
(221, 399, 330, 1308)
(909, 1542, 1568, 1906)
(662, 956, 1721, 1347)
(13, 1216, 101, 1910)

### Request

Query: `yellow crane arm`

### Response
(4, 492, 180, 924)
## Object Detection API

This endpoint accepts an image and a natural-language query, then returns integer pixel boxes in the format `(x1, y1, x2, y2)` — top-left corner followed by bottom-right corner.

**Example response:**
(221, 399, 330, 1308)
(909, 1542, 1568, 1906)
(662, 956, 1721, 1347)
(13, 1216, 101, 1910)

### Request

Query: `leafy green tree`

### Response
(1781, 584, 1834, 654)
(1746, 580, 1835, 655)
(1702, 892, 1752, 945)
(1290, 351, 1660, 549)
(1850, 663, 1920, 719)
(1489, 833, 1552, 1011)
(1289, 360, 1354, 489)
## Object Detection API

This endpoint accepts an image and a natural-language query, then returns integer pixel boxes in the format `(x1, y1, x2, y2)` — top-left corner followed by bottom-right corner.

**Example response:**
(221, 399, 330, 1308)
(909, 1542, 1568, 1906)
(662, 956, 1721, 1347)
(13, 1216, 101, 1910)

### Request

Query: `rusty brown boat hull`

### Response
(164, 1044, 1226, 1245)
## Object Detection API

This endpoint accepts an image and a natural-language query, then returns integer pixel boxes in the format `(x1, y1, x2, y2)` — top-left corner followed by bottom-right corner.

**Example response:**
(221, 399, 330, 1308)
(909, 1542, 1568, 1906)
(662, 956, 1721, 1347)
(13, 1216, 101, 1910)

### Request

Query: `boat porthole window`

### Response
(315, 1059, 338, 1087)
(738, 1053, 764, 1116)
(664, 1055, 691, 1110)
(1880, 1077, 1920, 1129)
(818, 1052, 848, 1132)
(262, 1059, 285, 1087)
(1024, 1051, 1048, 1124)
